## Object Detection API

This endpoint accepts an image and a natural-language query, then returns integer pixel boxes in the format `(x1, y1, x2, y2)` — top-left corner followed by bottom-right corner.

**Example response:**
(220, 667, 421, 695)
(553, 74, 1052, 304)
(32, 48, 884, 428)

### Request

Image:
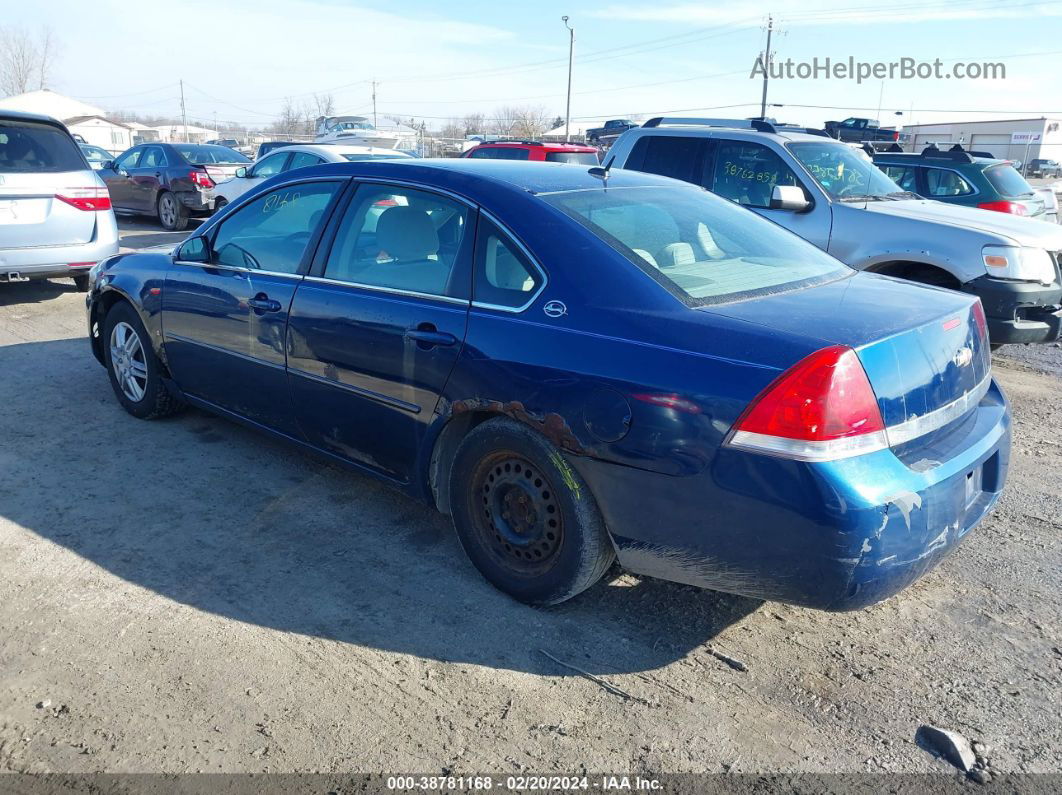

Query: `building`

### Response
(125, 121, 160, 145)
(149, 123, 218, 144)
(0, 89, 135, 153)
(901, 117, 1062, 162)
(63, 115, 134, 153)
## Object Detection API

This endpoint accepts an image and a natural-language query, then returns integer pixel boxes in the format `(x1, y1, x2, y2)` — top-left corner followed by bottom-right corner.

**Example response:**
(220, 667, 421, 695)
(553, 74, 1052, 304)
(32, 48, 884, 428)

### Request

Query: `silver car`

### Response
(0, 110, 119, 291)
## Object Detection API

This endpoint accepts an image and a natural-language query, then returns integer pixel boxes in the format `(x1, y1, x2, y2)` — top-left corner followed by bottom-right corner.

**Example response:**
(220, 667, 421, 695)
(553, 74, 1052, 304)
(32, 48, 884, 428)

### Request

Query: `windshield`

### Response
(0, 122, 85, 173)
(542, 186, 850, 304)
(545, 151, 599, 165)
(983, 164, 1034, 198)
(788, 141, 905, 200)
(174, 144, 250, 164)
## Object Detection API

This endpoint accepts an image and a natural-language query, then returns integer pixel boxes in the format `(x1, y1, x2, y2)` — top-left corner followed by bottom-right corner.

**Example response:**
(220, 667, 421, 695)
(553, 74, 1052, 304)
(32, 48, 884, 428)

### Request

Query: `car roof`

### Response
(0, 108, 69, 131)
(472, 141, 597, 152)
(623, 123, 829, 145)
(872, 151, 1008, 166)
(280, 157, 686, 198)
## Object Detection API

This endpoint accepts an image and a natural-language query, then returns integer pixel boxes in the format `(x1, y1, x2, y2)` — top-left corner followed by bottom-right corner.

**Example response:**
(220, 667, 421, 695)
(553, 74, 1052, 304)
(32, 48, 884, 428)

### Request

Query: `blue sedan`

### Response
(86, 159, 1010, 609)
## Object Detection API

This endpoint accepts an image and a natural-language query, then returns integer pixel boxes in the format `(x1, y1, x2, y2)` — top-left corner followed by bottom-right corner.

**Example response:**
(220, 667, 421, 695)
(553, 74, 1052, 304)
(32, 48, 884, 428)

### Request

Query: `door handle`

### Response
(405, 324, 457, 348)
(248, 294, 282, 313)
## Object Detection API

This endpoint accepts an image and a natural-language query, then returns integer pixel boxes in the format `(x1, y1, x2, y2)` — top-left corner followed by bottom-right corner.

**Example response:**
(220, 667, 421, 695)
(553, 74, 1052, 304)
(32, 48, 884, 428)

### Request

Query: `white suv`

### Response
(0, 110, 119, 291)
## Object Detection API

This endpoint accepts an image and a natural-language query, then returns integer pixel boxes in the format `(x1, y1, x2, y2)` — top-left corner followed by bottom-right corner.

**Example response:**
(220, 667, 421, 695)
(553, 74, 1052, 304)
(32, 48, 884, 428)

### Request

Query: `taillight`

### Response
(971, 299, 989, 343)
(726, 345, 887, 461)
(190, 170, 215, 188)
(977, 200, 1027, 215)
(55, 187, 111, 211)
(893, 130, 900, 141)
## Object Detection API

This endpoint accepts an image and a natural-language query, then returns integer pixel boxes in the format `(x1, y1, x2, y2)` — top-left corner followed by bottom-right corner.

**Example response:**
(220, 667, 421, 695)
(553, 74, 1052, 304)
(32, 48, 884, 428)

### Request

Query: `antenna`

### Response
(588, 153, 615, 188)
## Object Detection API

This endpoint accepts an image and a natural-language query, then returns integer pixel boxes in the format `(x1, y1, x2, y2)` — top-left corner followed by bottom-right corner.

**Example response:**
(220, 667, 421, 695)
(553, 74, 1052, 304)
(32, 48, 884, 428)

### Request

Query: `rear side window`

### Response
(545, 151, 599, 165)
(173, 144, 250, 164)
(490, 147, 530, 161)
(626, 136, 704, 183)
(983, 164, 1034, 198)
(924, 168, 974, 197)
(710, 141, 801, 208)
(473, 217, 543, 309)
(0, 121, 85, 173)
(209, 181, 340, 274)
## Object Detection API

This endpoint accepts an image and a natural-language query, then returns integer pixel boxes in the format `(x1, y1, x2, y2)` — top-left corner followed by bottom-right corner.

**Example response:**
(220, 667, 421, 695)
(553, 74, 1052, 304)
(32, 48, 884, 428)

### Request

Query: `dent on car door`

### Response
(286, 182, 474, 483)
(161, 179, 345, 435)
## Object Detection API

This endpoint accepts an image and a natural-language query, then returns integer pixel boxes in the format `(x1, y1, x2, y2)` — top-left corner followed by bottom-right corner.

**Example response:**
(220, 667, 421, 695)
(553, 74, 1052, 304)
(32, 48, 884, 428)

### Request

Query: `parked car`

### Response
(607, 117, 1062, 346)
(255, 140, 296, 159)
(873, 145, 1048, 219)
(1026, 159, 1062, 179)
(0, 110, 118, 291)
(87, 158, 1009, 610)
(79, 143, 114, 170)
(463, 140, 599, 164)
(824, 117, 903, 144)
(585, 119, 638, 144)
(97, 143, 250, 231)
(211, 143, 412, 211)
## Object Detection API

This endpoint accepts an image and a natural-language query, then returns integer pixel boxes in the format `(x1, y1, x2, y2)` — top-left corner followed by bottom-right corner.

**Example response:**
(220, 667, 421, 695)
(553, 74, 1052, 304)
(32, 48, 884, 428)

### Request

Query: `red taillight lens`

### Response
(55, 187, 111, 211)
(893, 130, 900, 141)
(727, 345, 887, 461)
(977, 200, 1027, 216)
(190, 170, 215, 188)
(971, 299, 988, 343)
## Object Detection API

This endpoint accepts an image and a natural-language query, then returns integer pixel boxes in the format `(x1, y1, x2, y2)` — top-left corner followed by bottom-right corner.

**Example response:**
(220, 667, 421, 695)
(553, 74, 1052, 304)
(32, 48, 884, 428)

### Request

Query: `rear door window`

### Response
(626, 136, 704, 183)
(0, 121, 85, 172)
(209, 181, 341, 274)
(924, 168, 974, 197)
(323, 184, 470, 298)
(710, 141, 801, 208)
(880, 164, 917, 192)
(491, 147, 530, 161)
(468, 147, 496, 159)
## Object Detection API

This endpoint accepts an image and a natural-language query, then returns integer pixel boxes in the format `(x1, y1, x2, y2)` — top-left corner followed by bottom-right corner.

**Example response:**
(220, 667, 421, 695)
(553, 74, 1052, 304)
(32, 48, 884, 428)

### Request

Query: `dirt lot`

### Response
(0, 238, 1060, 777)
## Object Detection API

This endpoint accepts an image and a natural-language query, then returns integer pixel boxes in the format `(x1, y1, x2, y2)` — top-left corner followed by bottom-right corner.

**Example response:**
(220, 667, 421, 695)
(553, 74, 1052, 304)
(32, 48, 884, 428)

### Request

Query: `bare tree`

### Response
(0, 26, 39, 96)
(490, 106, 520, 137)
(313, 92, 335, 120)
(37, 26, 56, 90)
(439, 118, 464, 140)
(461, 113, 486, 136)
(270, 97, 303, 138)
(511, 105, 553, 139)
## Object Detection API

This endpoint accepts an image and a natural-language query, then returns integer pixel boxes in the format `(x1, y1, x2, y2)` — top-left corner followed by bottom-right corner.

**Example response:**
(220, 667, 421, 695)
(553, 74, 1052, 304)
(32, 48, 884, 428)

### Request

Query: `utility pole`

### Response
(562, 16, 574, 143)
(213, 111, 218, 137)
(758, 15, 773, 120)
(372, 80, 378, 128)
(179, 79, 188, 142)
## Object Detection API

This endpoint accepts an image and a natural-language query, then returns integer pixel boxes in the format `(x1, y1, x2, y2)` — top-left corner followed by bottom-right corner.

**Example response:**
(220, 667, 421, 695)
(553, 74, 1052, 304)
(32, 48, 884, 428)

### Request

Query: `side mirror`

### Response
(177, 236, 210, 263)
(769, 185, 811, 212)
(101, 160, 115, 170)
(235, 166, 248, 178)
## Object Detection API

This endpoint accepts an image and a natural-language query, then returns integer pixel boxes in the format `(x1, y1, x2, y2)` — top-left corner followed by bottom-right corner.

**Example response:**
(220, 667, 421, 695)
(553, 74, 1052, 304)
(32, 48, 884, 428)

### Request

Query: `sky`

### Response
(7, 0, 1062, 132)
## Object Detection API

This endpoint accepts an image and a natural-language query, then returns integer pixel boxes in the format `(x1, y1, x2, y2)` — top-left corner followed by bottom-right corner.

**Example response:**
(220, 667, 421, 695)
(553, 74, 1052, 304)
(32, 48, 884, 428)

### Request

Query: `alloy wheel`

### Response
(109, 321, 148, 402)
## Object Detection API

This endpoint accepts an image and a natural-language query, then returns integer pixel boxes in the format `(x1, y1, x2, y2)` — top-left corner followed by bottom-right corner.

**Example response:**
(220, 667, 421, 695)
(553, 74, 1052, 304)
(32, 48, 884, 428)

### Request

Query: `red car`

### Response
(463, 140, 599, 165)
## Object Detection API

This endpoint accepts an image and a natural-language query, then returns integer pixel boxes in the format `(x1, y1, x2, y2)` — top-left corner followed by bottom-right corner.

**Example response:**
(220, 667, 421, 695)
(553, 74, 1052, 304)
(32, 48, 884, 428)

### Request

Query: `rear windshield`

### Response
(545, 151, 599, 165)
(173, 144, 250, 165)
(983, 164, 1033, 198)
(542, 186, 850, 305)
(0, 121, 85, 173)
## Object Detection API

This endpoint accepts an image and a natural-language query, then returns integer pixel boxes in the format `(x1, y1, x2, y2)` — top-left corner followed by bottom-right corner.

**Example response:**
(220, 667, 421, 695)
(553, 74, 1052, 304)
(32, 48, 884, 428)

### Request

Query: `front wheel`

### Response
(157, 191, 188, 231)
(103, 301, 184, 419)
(449, 417, 615, 605)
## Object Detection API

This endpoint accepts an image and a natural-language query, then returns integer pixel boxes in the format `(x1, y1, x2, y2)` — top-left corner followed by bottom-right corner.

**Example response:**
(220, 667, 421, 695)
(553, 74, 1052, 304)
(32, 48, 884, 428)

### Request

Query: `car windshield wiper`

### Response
(838, 193, 887, 202)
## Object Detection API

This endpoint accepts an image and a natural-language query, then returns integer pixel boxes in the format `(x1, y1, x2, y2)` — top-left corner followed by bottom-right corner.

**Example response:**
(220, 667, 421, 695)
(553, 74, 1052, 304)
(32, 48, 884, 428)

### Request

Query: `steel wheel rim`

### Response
(109, 321, 148, 402)
(469, 452, 563, 576)
(159, 195, 176, 227)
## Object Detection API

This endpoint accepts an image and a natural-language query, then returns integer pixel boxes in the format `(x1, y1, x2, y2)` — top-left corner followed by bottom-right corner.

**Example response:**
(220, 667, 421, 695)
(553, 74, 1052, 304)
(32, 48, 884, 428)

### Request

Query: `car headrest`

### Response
(375, 206, 439, 262)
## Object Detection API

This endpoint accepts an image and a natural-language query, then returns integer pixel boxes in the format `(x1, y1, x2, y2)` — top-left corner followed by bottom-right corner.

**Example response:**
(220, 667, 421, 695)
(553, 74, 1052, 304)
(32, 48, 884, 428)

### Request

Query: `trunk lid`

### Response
(201, 164, 243, 184)
(705, 272, 991, 441)
(0, 170, 99, 248)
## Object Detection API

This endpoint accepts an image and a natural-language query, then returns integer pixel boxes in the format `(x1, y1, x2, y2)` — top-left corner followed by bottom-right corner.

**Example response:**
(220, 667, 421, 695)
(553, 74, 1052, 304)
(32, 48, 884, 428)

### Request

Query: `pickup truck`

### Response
(586, 119, 637, 144)
(824, 117, 903, 144)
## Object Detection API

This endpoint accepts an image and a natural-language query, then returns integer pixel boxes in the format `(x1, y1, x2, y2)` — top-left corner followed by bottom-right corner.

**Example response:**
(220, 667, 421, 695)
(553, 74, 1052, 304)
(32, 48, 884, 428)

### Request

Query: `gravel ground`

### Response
(0, 235, 1059, 777)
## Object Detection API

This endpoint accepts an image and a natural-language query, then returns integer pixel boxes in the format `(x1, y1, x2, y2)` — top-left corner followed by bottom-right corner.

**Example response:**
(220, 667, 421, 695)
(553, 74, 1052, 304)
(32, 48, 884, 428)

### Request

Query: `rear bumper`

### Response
(962, 275, 1062, 344)
(0, 214, 119, 281)
(569, 381, 1010, 611)
(177, 188, 214, 215)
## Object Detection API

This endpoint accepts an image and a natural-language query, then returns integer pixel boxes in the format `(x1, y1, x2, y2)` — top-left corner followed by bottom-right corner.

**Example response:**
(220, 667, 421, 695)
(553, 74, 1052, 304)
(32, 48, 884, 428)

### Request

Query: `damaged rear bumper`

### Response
(569, 381, 1011, 611)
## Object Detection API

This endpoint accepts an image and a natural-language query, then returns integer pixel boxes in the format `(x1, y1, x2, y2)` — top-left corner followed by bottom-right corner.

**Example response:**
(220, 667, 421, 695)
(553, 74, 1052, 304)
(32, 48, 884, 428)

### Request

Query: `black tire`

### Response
(157, 191, 188, 231)
(72, 274, 90, 292)
(449, 417, 615, 605)
(213, 197, 228, 215)
(102, 301, 184, 420)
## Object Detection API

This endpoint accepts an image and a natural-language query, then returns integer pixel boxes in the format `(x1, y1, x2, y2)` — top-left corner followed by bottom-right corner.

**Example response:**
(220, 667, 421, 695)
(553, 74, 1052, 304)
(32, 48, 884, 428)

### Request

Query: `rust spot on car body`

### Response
(451, 398, 585, 453)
